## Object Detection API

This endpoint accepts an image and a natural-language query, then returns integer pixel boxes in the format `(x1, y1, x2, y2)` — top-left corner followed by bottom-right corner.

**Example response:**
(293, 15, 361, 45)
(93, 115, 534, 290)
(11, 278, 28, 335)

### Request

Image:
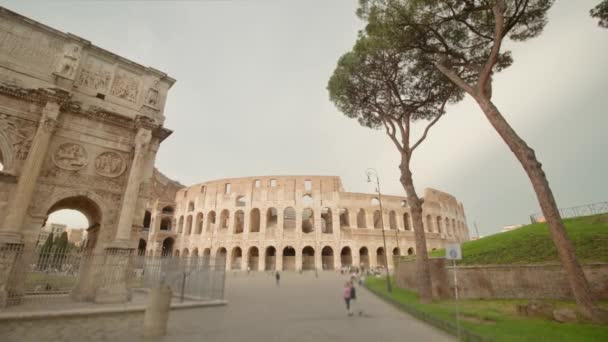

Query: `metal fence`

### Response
(530, 201, 608, 223)
(2, 244, 225, 308)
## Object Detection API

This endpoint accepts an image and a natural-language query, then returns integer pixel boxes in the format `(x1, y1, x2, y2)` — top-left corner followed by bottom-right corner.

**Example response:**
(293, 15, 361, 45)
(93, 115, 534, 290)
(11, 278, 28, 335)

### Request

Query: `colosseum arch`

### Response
(234, 210, 245, 234)
(302, 246, 315, 270)
(160, 217, 172, 231)
(235, 196, 246, 207)
(161, 237, 174, 257)
(231, 247, 243, 270)
(389, 211, 397, 230)
(302, 208, 314, 234)
(220, 209, 230, 229)
(407, 247, 415, 255)
(191, 248, 199, 257)
(321, 246, 334, 270)
(195, 213, 204, 234)
(376, 247, 386, 267)
(249, 208, 261, 233)
(357, 209, 366, 228)
(321, 207, 333, 234)
(187, 201, 195, 212)
(339, 208, 350, 228)
(186, 215, 193, 235)
(282, 246, 296, 271)
(445, 217, 450, 235)
(178, 216, 184, 233)
(359, 247, 370, 267)
(265, 246, 277, 271)
(182, 248, 190, 258)
(247, 246, 259, 271)
(373, 210, 382, 229)
(215, 247, 227, 270)
(340, 246, 352, 267)
(436, 216, 443, 233)
(266, 208, 278, 229)
(425, 215, 433, 232)
(206, 211, 216, 232)
(404, 213, 411, 230)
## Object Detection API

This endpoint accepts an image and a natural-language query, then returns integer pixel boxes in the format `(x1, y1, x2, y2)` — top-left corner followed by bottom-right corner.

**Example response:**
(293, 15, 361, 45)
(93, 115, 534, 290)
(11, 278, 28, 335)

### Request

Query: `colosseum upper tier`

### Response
(145, 175, 469, 271)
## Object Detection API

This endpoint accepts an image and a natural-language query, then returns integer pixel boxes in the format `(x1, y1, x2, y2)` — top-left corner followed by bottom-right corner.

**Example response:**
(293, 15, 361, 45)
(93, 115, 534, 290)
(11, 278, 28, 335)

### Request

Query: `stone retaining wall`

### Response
(395, 259, 608, 300)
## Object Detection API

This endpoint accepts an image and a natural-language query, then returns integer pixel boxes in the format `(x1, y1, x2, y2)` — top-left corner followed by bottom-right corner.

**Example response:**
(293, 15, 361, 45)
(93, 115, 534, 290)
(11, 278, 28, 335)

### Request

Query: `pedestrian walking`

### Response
(343, 281, 352, 316)
(350, 281, 362, 316)
(275, 271, 281, 286)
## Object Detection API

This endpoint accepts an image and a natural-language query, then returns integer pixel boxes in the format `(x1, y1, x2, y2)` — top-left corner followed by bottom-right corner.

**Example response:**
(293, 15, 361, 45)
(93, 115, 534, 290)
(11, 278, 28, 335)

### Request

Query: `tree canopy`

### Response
(327, 33, 462, 155)
(591, 0, 608, 28)
(358, 0, 554, 99)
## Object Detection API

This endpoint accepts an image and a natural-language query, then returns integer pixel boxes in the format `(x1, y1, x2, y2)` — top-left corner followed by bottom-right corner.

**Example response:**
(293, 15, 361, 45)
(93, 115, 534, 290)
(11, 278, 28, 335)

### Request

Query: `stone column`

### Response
(295, 246, 302, 272)
(0, 103, 59, 307)
(258, 247, 265, 271)
(0, 102, 59, 243)
(96, 118, 154, 303)
(276, 245, 283, 271)
(112, 124, 153, 246)
(314, 247, 322, 271)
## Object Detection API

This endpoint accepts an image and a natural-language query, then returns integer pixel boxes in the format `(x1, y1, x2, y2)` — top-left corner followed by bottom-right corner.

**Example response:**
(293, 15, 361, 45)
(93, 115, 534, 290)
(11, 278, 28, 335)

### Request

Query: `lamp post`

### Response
(365, 168, 392, 293)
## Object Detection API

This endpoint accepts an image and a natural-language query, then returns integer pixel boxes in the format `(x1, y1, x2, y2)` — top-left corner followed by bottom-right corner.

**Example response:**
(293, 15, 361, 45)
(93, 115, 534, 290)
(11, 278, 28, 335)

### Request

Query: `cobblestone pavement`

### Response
(0, 272, 454, 342)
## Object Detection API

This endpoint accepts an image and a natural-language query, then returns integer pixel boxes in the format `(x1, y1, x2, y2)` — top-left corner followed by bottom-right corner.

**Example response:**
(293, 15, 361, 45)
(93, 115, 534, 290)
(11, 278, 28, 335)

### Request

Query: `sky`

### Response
(3, 0, 607, 237)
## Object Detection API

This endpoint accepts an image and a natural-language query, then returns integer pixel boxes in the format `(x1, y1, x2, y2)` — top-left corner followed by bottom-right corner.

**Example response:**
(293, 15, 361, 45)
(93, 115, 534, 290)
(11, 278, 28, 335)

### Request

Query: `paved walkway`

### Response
(0, 272, 454, 342)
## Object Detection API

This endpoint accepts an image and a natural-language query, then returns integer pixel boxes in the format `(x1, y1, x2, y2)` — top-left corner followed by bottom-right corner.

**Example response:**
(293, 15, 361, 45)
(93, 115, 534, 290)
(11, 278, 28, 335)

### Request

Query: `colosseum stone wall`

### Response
(144, 175, 469, 271)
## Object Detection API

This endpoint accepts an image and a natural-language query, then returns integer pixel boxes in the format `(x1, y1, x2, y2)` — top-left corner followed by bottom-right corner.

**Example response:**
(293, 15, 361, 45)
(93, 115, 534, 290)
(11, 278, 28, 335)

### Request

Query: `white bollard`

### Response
(143, 284, 172, 337)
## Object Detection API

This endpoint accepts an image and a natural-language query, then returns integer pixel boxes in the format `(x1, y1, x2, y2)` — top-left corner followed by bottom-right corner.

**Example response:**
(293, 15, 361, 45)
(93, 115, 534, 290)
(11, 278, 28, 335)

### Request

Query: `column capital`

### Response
(135, 115, 158, 131)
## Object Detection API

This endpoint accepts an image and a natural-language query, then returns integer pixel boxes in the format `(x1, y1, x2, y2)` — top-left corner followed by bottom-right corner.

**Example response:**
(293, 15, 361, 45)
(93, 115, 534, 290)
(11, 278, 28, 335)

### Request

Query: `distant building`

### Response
(67, 228, 85, 246)
(36, 223, 67, 246)
(501, 224, 524, 233)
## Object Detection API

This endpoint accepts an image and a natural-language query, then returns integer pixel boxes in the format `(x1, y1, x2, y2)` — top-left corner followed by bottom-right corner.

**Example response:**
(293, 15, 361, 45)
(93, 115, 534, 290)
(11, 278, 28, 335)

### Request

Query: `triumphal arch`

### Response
(0, 7, 175, 305)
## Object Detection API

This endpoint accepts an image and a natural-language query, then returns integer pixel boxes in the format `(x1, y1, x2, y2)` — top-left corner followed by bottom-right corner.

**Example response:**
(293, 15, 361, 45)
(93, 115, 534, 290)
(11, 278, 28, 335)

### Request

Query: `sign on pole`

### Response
(445, 242, 462, 340)
(445, 243, 462, 260)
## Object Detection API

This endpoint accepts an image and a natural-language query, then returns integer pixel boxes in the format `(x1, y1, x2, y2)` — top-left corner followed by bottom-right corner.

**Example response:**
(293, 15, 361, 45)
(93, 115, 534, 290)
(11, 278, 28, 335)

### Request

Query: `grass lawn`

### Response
(365, 276, 608, 342)
(426, 214, 608, 265)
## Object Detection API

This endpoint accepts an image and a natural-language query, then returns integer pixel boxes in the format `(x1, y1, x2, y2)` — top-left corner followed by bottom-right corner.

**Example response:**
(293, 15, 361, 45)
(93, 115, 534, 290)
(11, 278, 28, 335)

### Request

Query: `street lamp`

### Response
(365, 168, 392, 293)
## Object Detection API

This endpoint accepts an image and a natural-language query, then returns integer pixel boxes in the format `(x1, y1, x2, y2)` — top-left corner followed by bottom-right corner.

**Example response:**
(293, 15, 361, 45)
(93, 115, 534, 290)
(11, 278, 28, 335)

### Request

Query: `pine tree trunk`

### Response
(399, 155, 433, 303)
(475, 96, 606, 323)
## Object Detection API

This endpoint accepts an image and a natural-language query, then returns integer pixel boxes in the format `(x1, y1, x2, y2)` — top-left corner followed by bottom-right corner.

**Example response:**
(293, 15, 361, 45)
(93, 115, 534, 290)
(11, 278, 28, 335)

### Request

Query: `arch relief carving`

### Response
(94, 151, 126, 178)
(52, 142, 87, 171)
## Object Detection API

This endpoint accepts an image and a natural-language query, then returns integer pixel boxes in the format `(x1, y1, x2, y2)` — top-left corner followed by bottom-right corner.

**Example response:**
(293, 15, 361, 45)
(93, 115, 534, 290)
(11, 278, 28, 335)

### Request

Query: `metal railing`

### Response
(530, 201, 608, 223)
(1, 244, 226, 308)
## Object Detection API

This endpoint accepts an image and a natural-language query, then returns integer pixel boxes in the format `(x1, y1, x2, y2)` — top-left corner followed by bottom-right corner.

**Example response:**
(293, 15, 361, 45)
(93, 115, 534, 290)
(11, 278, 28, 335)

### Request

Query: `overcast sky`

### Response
(5, 0, 606, 237)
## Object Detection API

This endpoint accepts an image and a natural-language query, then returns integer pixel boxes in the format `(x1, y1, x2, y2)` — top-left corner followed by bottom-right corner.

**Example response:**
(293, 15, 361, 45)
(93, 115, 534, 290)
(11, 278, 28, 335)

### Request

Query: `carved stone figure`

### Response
(52, 143, 87, 171)
(76, 58, 112, 93)
(55, 45, 81, 79)
(95, 151, 126, 178)
(0, 114, 36, 160)
(111, 69, 140, 103)
(145, 80, 160, 107)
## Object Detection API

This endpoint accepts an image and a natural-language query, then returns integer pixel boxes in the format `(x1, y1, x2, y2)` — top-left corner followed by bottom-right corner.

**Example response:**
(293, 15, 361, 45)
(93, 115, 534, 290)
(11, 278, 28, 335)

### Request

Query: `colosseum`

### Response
(144, 175, 470, 272)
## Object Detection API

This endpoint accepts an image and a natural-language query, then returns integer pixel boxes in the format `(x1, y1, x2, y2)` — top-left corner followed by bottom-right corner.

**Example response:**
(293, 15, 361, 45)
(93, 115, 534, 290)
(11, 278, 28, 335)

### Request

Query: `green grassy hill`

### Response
(428, 214, 608, 265)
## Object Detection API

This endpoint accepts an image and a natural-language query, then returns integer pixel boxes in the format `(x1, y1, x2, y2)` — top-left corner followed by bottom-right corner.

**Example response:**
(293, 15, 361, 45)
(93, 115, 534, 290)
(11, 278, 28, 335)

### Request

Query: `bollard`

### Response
(143, 284, 172, 337)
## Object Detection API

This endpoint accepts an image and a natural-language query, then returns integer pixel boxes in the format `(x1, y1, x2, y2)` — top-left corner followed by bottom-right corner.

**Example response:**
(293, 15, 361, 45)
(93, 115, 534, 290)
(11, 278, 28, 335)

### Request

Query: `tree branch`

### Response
(478, 0, 506, 99)
(411, 96, 450, 152)
(435, 62, 475, 95)
(382, 118, 405, 153)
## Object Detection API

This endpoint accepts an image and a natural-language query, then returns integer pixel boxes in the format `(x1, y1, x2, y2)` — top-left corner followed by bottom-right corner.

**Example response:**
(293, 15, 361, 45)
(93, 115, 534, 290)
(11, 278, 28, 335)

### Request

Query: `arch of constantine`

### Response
(144, 175, 470, 272)
(0, 7, 174, 305)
